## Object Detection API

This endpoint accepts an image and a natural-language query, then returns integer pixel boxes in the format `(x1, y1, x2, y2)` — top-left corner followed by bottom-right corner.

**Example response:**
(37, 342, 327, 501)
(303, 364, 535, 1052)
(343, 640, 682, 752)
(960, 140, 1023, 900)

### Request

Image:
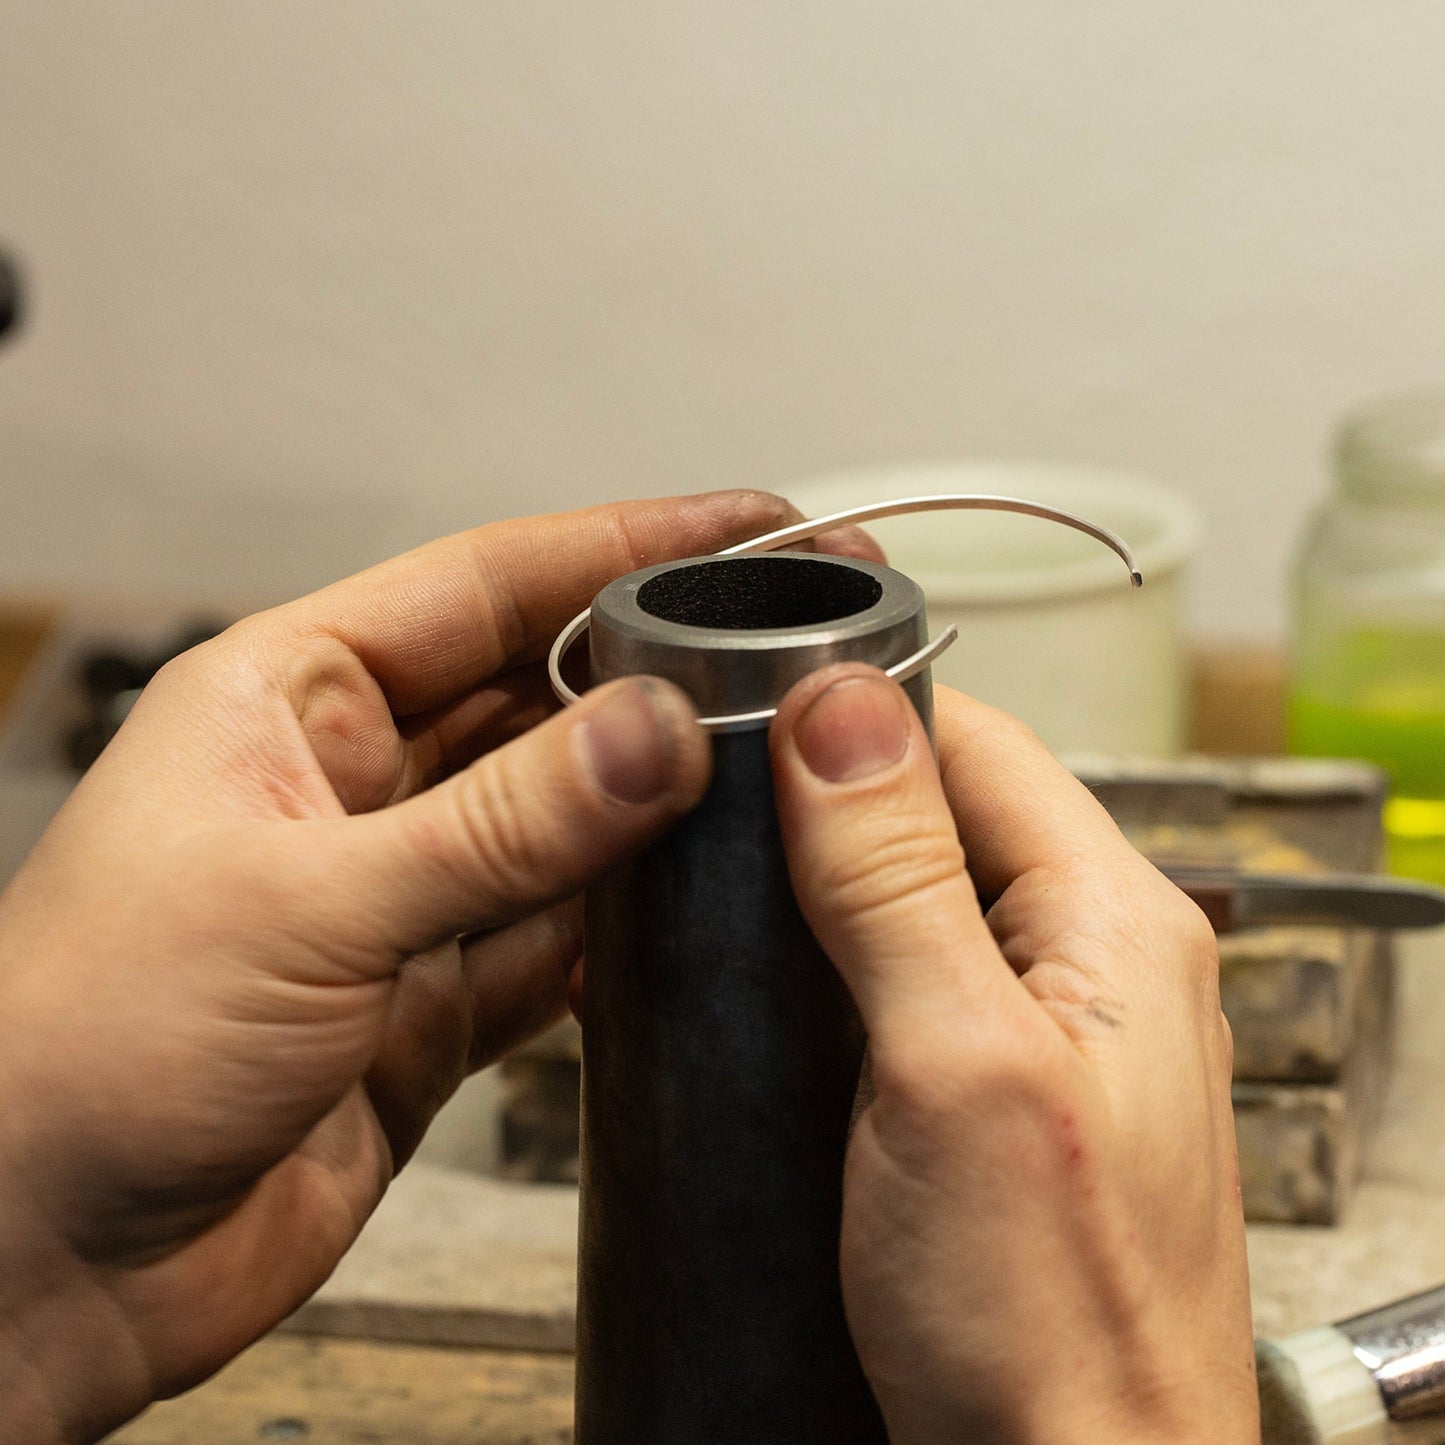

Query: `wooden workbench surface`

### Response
(104, 937, 1445, 1443)
(112, 1337, 573, 1444)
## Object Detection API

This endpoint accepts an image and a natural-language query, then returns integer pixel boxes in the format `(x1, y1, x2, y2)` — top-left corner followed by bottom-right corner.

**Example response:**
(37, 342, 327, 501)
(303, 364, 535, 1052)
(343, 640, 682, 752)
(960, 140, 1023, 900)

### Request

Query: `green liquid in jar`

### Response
(1290, 629, 1445, 883)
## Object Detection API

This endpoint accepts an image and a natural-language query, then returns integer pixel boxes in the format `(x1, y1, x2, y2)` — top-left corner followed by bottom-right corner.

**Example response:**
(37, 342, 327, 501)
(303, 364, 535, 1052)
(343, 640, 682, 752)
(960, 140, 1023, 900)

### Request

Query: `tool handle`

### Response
(1260, 1286, 1445, 1443)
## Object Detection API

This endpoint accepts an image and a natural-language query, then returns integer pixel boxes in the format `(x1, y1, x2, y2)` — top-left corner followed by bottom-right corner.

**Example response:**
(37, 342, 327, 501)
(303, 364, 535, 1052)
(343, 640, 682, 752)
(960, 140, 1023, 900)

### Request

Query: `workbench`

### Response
(113, 1338, 574, 1444)
(100, 937, 1445, 1443)
(4, 611, 1445, 1441)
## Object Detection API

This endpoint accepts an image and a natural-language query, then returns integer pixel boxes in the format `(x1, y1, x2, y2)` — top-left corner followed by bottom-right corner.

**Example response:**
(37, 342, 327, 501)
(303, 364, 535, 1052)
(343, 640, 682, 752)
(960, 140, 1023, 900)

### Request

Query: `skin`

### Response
(0, 493, 1257, 1443)
(770, 666, 1259, 1445)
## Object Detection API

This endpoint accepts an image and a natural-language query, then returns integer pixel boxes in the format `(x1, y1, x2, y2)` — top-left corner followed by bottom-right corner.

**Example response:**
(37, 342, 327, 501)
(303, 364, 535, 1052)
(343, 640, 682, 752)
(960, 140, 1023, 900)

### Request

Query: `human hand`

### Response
(0, 491, 879, 1441)
(769, 669, 1258, 1445)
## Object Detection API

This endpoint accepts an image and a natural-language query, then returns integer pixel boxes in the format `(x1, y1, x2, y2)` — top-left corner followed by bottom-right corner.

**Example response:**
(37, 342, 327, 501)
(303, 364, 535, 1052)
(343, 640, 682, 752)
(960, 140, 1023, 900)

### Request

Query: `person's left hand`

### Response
(0, 491, 880, 1441)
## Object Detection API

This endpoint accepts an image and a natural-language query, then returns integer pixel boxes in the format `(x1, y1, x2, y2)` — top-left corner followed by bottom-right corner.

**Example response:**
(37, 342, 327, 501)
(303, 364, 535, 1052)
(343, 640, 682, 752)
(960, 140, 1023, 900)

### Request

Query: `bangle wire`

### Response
(547, 494, 1143, 732)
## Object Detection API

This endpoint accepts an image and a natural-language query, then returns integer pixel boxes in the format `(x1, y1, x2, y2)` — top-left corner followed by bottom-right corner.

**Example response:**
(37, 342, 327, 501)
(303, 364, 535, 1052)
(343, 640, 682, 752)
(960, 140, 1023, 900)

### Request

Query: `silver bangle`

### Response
(547, 493, 1142, 732)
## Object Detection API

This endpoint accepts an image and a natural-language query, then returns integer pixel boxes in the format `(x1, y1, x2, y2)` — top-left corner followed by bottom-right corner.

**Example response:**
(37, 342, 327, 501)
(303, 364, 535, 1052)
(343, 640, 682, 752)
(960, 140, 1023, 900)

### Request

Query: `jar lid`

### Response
(1337, 389, 1445, 505)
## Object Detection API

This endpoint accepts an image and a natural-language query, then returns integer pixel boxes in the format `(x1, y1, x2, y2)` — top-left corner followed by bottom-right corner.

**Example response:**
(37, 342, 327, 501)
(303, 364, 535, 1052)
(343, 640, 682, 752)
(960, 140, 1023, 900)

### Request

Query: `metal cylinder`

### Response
(575, 552, 932, 1444)
(1339, 1284, 1445, 1429)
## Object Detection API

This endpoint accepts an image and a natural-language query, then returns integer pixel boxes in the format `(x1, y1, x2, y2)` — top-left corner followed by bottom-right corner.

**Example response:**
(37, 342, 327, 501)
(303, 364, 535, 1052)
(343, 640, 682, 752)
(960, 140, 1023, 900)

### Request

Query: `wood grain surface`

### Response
(110, 1336, 573, 1445)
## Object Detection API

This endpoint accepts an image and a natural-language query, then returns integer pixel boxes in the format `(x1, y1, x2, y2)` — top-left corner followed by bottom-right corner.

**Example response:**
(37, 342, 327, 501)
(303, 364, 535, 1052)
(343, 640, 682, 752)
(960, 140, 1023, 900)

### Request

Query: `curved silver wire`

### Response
(546, 493, 1143, 730)
(716, 494, 1144, 583)
(675, 625, 957, 732)
(546, 618, 957, 731)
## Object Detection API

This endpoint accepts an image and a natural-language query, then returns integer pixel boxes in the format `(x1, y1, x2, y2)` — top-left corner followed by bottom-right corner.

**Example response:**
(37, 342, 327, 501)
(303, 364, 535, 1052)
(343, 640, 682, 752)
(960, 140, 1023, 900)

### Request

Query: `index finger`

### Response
(933, 688, 1216, 1018)
(770, 666, 1030, 1057)
(934, 686, 1152, 905)
(259, 491, 884, 717)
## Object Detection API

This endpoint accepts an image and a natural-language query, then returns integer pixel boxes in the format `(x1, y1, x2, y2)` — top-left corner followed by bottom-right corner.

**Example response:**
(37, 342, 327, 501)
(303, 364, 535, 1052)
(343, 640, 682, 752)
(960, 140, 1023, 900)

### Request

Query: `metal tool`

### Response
(570, 498, 1142, 1444)
(1260, 1284, 1445, 1443)
(576, 552, 921, 1444)
(549, 493, 1142, 727)
(1164, 868, 1445, 934)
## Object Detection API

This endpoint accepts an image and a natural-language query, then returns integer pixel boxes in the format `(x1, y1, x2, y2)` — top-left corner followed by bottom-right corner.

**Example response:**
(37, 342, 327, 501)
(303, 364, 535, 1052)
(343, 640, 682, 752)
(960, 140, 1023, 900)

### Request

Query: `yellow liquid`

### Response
(1290, 682, 1445, 884)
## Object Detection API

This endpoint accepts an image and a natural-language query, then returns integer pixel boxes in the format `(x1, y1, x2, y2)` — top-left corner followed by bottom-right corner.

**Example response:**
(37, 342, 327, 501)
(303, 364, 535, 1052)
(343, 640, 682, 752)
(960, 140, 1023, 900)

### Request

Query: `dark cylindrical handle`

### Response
(577, 727, 889, 1442)
(576, 552, 929, 1443)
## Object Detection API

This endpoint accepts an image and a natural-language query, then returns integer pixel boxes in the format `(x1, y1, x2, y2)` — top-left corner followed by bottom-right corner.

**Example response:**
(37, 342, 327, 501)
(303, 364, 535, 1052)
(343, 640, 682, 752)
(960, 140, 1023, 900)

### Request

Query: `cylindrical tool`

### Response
(1259, 1284, 1445, 1443)
(575, 551, 931, 1444)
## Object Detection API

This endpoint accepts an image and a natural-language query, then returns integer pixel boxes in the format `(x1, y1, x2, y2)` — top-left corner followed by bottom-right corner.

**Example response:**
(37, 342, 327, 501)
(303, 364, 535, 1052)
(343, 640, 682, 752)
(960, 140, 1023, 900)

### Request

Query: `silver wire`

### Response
(716, 494, 1143, 583)
(546, 493, 1143, 730)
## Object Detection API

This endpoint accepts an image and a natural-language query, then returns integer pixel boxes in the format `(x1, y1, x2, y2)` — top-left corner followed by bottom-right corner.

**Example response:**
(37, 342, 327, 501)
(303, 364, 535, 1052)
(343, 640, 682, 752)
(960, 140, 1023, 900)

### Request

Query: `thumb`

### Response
(326, 676, 711, 967)
(769, 665, 1028, 1067)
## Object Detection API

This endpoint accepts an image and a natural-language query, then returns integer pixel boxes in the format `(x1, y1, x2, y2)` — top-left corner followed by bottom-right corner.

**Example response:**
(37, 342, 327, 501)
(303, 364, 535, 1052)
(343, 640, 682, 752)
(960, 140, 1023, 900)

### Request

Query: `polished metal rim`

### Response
(547, 493, 1142, 732)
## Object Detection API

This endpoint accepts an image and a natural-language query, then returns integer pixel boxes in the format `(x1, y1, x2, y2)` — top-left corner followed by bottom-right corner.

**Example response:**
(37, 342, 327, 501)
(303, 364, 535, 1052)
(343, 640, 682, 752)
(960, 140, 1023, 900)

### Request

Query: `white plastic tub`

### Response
(785, 461, 1200, 756)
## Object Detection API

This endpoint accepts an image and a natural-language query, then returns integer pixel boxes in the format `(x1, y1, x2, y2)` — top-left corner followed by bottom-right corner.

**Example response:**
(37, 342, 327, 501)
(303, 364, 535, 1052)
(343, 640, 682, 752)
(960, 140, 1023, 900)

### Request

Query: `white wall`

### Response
(3, 2, 1445, 636)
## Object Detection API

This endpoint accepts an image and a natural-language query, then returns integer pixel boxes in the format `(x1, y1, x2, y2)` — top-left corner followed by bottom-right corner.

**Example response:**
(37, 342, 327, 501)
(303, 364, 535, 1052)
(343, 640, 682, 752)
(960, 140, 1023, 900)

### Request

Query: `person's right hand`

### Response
(769, 669, 1259, 1445)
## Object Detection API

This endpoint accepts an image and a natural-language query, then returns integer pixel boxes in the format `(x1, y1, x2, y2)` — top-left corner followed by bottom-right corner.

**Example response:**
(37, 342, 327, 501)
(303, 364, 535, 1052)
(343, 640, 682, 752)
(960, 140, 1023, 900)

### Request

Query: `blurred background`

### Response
(3, 1, 1444, 635)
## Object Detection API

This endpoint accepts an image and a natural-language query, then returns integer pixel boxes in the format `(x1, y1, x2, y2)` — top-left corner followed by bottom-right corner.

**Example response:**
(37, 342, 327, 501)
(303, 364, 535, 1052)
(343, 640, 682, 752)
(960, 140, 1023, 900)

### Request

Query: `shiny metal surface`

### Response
(1235, 875, 1445, 932)
(714, 491, 1144, 583)
(1341, 1285, 1445, 1422)
(587, 553, 928, 729)
(550, 596, 955, 730)
(1165, 868, 1445, 934)
(548, 491, 1143, 720)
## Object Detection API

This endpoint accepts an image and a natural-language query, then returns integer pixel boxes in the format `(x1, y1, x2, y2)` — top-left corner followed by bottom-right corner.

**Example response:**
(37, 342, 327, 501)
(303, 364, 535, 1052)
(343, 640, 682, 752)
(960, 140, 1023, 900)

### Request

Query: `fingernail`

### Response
(793, 676, 910, 783)
(576, 679, 685, 805)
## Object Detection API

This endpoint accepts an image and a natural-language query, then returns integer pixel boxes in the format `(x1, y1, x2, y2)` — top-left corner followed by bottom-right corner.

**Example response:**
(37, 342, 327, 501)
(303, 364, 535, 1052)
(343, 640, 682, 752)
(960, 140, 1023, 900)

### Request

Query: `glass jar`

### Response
(1290, 390, 1445, 882)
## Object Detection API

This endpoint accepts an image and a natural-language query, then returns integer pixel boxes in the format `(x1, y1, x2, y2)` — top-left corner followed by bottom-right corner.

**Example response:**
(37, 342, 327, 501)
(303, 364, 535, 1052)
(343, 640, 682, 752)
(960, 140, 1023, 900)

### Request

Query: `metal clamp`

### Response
(547, 493, 1143, 731)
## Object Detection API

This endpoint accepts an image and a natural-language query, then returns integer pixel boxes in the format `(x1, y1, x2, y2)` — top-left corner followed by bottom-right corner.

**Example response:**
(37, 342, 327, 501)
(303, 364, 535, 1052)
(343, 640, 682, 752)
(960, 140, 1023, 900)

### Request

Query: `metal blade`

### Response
(1231, 873, 1445, 931)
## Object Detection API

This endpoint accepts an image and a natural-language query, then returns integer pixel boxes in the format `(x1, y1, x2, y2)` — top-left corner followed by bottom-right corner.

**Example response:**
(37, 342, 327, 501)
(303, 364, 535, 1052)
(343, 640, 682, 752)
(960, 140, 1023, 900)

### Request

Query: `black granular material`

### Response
(636, 556, 882, 630)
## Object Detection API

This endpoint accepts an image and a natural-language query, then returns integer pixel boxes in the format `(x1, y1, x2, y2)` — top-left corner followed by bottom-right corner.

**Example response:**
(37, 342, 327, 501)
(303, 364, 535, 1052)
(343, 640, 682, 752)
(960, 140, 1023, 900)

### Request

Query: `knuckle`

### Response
(146, 637, 215, 696)
(970, 697, 1044, 750)
(805, 823, 966, 924)
(460, 535, 529, 661)
(607, 507, 650, 573)
(1122, 869, 1222, 993)
(991, 705, 1045, 750)
(867, 1041, 960, 1119)
(1171, 893, 1224, 987)
(720, 489, 798, 536)
(451, 755, 557, 906)
(1218, 1011, 1237, 1080)
(872, 1028, 1066, 1136)
(148, 616, 280, 705)
(1173, 889, 1222, 955)
(936, 694, 1048, 785)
